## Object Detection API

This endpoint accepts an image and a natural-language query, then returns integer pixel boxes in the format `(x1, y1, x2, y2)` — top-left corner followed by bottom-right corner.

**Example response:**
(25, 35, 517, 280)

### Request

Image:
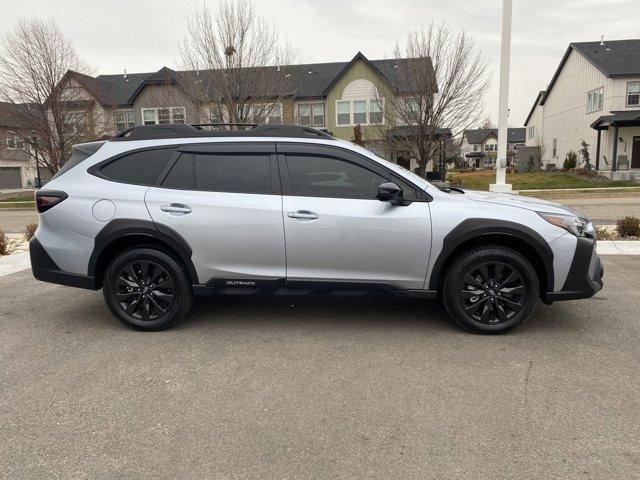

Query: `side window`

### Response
(100, 148, 176, 185)
(286, 155, 390, 200)
(161, 154, 193, 189)
(194, 153, 272, 194)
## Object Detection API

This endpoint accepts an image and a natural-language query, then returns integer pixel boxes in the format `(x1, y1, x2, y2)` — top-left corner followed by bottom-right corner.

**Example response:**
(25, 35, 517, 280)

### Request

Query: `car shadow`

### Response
(176, 294, 456, 333)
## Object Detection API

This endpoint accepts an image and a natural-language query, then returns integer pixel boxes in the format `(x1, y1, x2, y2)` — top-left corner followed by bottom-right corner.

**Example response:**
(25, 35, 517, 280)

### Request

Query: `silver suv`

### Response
(30, 124, 603, 333)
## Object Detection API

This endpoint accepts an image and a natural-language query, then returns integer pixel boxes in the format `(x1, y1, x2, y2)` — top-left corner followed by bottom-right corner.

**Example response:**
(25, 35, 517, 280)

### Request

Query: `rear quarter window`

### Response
(98, 148, 176, 186)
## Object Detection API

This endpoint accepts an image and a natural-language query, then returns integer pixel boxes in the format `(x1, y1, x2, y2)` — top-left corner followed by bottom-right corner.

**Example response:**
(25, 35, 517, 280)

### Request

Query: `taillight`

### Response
(35, 191, 68, 213)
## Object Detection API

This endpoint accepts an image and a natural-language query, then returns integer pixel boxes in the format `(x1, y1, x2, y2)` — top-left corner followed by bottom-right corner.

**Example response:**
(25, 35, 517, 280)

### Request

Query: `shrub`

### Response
(0, 230, 8, 256)
(616, 216, 640, 237)
(450, 177, 464, 187)
(563, 150, 577, 169)
(595, 226, 615, 240)
(24, 223, 37, 241)
(575, 168, 598, 177)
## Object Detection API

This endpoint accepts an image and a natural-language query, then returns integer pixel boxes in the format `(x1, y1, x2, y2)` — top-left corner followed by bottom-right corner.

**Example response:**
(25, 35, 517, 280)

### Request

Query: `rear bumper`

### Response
(30, 237, 98, 290)
(543, 237, 603, 302)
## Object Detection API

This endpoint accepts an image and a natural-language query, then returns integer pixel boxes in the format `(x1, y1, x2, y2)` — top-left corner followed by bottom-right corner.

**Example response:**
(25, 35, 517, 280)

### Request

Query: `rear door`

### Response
(278, 143, 432, 290)
(145, 142, 286, 285)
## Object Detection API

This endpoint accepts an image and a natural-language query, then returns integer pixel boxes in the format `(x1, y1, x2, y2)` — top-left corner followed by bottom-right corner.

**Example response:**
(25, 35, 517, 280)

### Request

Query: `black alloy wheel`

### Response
(115, 260, 175, 321)
(460, 261, 525, 325)
(442, 245, 539, 334)
(103, 248, 193, 331)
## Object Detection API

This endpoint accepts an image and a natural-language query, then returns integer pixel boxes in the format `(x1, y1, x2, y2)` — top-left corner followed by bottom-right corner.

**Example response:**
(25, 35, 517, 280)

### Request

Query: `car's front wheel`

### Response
(102, 248, 193, 330)
(442, 245, 539, 333)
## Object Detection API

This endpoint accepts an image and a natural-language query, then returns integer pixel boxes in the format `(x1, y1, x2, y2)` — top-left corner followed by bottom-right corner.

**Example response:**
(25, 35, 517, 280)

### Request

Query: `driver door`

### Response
(278, 144, 431, 290)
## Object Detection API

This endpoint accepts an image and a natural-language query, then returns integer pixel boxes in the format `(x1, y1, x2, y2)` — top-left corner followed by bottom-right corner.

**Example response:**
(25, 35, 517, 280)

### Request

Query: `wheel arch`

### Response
(88, 219, 198, 288)
(428, 219, 554, 296)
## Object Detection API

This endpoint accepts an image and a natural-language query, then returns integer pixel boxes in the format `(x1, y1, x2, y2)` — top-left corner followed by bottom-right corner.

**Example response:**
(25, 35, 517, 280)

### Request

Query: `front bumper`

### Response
(30, 237, 98, 290)
(543, 236, 603, 302)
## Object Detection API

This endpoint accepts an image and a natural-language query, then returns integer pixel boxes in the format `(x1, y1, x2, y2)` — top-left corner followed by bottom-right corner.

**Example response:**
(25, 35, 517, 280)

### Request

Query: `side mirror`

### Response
(376, 182, 404, 205)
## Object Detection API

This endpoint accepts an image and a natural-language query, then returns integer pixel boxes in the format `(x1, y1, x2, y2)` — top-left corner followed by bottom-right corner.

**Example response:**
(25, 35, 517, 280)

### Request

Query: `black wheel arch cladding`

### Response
(88, 218, 199, 286)
(429, 218, 555, 293)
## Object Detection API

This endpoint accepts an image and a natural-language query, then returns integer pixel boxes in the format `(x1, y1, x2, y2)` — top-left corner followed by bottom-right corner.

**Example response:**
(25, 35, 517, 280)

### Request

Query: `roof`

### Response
(64, 52, 431, 107)
(591, 110, 640, 129)
(0, 102, 38, 129)
(523, 91, 545, 126)
(387, 125, 451, 139)
(542, 39, 640, 106)
(463, 128, 526, 145)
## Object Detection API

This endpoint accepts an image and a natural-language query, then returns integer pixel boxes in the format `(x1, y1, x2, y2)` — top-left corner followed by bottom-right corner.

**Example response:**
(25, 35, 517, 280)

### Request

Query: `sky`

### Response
(1, 0, 638, 126)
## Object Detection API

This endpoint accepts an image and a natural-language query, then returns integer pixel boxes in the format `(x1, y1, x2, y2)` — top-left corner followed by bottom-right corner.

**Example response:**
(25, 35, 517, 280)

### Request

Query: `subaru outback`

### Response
(30, 124, 603, 333)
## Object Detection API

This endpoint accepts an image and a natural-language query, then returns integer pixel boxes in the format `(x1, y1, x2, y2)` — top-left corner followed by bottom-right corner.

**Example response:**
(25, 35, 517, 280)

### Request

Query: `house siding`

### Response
(325, 59, 392, 141)
(0, 127, 36, 188)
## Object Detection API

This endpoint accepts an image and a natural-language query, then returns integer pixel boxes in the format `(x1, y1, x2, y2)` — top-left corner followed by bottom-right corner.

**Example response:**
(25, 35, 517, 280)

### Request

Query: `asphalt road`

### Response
(0, 209, 37, 234)
(1, 256, 639, 479)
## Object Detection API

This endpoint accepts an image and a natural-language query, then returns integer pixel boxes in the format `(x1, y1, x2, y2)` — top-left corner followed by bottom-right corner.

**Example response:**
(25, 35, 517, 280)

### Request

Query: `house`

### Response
(460, 128, 526, 168)
(0, 102, 47, 189)
(41, 52, 446, 174)
(524, 39, 640, 179)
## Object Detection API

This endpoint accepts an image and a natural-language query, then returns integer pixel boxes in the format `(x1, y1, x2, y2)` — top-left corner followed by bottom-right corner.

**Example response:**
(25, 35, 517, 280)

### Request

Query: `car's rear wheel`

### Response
(442, 245, 539, 333)
(103, 248, 193, 330)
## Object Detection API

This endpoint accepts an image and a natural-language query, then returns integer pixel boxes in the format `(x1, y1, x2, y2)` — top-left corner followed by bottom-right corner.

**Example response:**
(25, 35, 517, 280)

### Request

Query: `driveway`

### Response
(1, 256, 638, 479)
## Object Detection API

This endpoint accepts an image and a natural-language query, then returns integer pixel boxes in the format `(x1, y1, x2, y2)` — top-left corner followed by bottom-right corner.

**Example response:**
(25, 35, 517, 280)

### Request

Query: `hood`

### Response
(460, 189, 586, 217)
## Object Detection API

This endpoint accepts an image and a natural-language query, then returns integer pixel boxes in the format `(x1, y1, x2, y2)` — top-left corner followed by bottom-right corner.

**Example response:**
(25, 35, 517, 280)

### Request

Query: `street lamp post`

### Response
(490, 0, 513, 193)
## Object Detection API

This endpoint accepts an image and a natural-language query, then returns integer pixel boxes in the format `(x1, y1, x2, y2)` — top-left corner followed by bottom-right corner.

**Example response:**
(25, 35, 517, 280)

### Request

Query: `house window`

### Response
(552, 138, 558, 158)
(5, 132, 24, 150)
(527, 126, 536, 140)
(63, 111, 88, 135)
(336, 100, 384, 126)
(369, 100, 383, 124)
(627, 82, 640, 106)
(353, 101, 367, 124)
(473, 145, 478, 152)
(298, 103, 325, 126)
(141, 107, 186, 125)
(586, 87, 604, 113)
(209, 106, 224, 124)
(114, 111, 134, 132)
(337, 101, 350, 125)
(267, 104, 282, 124)
(484, 143, 497, 152)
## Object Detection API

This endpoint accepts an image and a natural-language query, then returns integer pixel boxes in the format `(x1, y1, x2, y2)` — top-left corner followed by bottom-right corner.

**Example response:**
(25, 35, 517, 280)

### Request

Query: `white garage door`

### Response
(0, 167, 22, 189)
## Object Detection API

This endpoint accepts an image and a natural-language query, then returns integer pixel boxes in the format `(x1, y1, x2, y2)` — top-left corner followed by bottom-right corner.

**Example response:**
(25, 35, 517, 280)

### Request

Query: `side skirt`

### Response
(192, 278, 437, 299)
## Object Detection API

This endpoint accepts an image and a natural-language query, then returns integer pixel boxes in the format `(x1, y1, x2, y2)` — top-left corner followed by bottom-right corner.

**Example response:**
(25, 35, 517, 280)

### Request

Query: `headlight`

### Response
(537, 212, 593, 237)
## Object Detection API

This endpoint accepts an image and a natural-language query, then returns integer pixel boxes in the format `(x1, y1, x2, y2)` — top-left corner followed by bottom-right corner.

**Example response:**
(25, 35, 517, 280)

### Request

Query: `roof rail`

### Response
(110, 123, 335, 141)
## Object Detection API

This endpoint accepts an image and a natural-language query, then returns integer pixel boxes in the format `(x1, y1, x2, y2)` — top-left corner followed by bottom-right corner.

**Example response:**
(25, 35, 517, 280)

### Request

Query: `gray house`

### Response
(460, 128, 526, 168)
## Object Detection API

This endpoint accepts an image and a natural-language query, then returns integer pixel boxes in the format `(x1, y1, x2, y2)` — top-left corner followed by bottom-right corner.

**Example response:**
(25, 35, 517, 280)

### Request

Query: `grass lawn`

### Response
(449, 170, 636, 191)
(0, 194, 34, 202)
(0, 202, 35, 209)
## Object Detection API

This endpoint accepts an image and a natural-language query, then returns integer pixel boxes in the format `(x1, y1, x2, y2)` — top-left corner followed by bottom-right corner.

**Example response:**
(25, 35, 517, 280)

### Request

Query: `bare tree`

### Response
(479, 117, 495, 129)
(372, 23, 491, 177)
(0, 18, 106, 173)
(178, 0, 296, 126)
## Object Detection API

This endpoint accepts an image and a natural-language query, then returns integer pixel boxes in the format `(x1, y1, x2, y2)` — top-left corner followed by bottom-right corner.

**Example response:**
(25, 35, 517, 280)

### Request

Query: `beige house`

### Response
(38, 52, 446, 172)
(524, 39, 640, 180)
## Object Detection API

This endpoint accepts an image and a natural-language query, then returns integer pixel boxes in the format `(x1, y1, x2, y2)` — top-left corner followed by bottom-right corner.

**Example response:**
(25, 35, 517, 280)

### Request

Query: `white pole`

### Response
(490, 0, 513, 193)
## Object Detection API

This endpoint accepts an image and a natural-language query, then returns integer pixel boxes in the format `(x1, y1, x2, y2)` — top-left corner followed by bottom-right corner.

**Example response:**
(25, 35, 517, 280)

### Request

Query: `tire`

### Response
(102, 248, 193, 331)
(442, 245, 539, 334)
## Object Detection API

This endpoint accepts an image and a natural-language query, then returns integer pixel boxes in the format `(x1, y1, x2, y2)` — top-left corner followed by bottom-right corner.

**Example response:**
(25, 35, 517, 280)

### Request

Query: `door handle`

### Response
(161, 203, 192, 214)
(287, 210, 319, 220)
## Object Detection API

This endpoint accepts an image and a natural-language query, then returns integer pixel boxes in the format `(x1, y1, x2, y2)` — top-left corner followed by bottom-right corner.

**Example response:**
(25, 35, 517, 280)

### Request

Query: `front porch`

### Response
(592, 110, 640, 182)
